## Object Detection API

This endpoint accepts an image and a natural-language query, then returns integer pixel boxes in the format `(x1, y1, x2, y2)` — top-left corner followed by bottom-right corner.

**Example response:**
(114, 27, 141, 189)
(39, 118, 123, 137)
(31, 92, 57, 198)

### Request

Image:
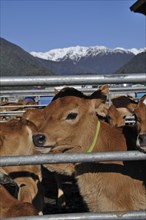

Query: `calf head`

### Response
(0, 119, 38, 156)
(33, 85, 109, 154)
(107, 95, 137, 128)
(127, 95, 146, 152)
(107, 105, 132, 128)
(134, 96, 146, 152)
(33, 95, 104, 154)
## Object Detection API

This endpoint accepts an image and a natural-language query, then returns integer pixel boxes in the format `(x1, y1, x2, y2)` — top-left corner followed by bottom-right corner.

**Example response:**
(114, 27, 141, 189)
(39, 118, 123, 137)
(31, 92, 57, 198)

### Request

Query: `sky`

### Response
(0, 0, 146, 53)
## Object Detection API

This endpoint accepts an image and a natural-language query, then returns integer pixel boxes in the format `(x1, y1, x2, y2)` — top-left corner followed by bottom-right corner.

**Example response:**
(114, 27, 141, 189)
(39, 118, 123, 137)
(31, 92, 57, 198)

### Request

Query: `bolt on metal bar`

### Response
(1, 74, 146, 86)
(2, 210, 146, 220)
(0, 151, 146, 167)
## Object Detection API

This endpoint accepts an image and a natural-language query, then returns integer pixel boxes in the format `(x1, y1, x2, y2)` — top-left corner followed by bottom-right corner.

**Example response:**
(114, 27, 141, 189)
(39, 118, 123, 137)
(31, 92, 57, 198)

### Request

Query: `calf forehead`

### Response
(112, 95, 136, 108)
(45, 96, 89, 117)
(0, 119, 37, 135)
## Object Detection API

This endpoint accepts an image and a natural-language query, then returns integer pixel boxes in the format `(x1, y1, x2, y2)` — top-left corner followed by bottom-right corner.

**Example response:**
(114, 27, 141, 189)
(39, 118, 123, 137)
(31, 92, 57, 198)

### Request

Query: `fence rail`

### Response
(2, 210, 146, 220)
(1, 86, 145, 97)
(1, 151, 146, 167)
(1, 74, 146, 86)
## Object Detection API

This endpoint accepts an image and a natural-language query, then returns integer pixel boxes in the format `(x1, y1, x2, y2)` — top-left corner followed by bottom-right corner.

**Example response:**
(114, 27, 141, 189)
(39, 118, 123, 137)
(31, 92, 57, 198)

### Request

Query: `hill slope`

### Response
(116, 51, 146, 74)
(0, 38, 54, 76)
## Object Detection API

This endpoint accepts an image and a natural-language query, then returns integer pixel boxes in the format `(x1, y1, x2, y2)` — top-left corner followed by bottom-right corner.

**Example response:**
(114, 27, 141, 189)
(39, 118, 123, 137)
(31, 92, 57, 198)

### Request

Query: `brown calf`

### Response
(107, 105, 137, 151)
(0, 118, 43, 212)
(24, 85, 109, 210)
(127, 95, 146, 152)
(33, 95, 146, 212)
(109, 95, 146, 153)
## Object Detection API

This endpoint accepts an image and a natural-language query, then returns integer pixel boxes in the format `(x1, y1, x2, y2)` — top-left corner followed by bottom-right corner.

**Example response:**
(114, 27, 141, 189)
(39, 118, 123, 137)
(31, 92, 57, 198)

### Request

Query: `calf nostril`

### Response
(33, 134, 46, 147)
(38, 134, 46, 144)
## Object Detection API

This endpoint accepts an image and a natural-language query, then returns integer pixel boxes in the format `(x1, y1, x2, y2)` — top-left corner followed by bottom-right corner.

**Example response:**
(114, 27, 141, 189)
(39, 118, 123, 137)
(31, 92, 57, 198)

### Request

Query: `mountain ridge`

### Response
(30, 45, 145, 62)
(1, 37, 145, 77)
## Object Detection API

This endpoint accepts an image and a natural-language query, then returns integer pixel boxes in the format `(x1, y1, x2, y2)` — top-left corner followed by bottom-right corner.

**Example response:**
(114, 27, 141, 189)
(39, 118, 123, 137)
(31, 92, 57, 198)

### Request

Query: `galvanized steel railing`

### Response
(2, 210, 146, 220)
(1, 151, 146, 167)
(1, 74, 146, 86)
(0, 86, 145, 98)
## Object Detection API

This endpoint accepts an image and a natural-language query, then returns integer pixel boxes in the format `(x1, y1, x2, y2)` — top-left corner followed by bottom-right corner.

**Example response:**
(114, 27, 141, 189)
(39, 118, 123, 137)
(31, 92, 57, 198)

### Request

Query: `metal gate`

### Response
(0, 74, 146, 219)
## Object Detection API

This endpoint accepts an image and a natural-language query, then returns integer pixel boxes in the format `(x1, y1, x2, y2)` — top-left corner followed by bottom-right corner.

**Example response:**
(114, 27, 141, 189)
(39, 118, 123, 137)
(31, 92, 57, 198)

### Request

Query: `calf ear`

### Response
(127, 103, 137, 113)
(140, 95, 146, 105)
(90, 99, 107, 114)
(54, 88, 59, 95)
(99, 84, 109, 96)
(96, 103, 109, 117)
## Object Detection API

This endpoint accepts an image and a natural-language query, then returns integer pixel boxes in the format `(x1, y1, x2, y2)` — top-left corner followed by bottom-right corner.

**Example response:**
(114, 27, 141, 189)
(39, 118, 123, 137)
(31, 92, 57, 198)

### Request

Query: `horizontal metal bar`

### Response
(0, 151, 146, 167)
(0, 104, 39, 108)
(1, 74, 146, 86)
(0, 86, 145, 98)
(110, 86, 146, 92)
(1, 89, 54, 96)
(0, 104, 45, 109)
(0, 111, 25, 115)
(3, 210, 146, 220)
(1, 86, 146, 94)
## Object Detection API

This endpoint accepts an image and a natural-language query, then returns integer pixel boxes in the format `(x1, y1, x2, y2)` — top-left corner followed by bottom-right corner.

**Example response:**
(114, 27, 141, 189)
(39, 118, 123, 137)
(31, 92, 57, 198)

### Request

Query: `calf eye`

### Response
(66, 112, 78, 120)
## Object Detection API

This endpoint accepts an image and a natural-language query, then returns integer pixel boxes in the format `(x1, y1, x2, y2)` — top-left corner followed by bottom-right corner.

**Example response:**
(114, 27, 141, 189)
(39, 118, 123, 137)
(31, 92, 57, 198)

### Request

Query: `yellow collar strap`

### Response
(87, 120, 101, 153)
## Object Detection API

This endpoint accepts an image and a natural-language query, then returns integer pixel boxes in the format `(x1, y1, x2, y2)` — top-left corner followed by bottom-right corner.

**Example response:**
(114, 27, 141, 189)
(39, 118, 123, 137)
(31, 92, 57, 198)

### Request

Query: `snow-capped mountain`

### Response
(1, 37, 145, 77)
(30, 45, 145, 62)
(29, 45, 146, 75)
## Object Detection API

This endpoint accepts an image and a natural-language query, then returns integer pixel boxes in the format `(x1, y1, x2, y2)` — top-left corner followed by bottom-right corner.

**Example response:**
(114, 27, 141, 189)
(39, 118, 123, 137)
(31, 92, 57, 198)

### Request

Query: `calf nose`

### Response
(138, 134, 146, 147)
(33, 134, 46, 147)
